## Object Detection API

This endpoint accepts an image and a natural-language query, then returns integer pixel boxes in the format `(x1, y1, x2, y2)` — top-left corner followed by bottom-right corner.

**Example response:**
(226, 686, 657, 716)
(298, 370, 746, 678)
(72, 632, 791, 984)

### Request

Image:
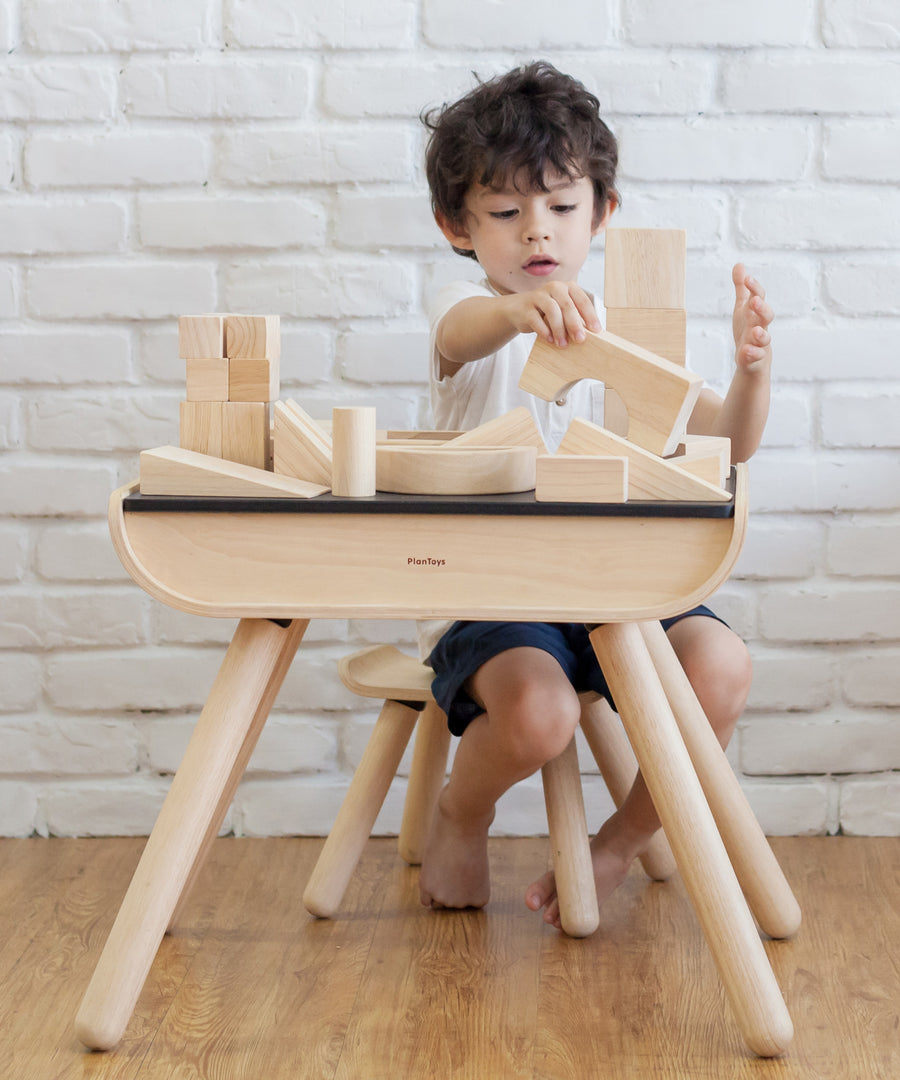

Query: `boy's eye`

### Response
(489, 209, 518, 220)
(552, 204, 577, 214)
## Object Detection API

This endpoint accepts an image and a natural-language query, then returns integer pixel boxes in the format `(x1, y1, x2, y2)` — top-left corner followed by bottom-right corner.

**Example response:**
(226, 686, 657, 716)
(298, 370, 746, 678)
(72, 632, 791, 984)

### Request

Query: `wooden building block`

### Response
(332, 406, 376, 498)
(376, 445, 537, 495)
(178, 315, 225, 359)
(444, 406, 548, 451)
(385, 430, 462, 441)
(558, 418, 730, 503)
(185, 357, 229, 402)
(668, 434, 732, 488)
(140, 446, 328, 499)
(520, 329, 702, 457)
(180, 401, 222, 457)
(225, 315, 281, 359)
(604, 228, 686, 310)
(222, 402, 269, 471)
(605, 308, 687, 366)
(535, 454, 628, 503)
(273, 401, 332, 486)
(228, 356, 280, 402)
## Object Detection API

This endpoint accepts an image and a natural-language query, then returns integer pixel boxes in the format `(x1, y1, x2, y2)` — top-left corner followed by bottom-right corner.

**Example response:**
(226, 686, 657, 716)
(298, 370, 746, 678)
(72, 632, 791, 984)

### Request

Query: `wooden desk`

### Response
(76, 466, 799, 1057)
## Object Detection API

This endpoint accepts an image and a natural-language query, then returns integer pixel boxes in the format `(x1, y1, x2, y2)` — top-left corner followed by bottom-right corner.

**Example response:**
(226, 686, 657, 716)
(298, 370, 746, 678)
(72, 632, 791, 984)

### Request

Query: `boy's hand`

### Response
(504, 281, 602, 348)
(732, 263, 773, 374)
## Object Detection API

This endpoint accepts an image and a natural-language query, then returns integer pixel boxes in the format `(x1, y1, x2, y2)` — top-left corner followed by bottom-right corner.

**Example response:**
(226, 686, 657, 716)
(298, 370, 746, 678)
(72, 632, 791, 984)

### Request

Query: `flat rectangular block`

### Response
(222, 401, 269, 470)
(178, 315, 225, 359)
(535, 455, 628, 503)
(228, 356, 280, 402)
(140, 446, 328, 499)
(558, 418, 730, 503)
(185, 357, 229, 401)
(225, 314, 281, 359)
(604, 229, 686, 309)
(605, 308, 686, 366)
(179, 400, 222, 456)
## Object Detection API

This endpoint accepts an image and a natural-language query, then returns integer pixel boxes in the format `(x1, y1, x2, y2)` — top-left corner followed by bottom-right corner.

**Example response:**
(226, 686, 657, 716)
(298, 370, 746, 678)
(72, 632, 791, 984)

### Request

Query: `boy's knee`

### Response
(670, 621, 752, 729)
(499, 681, 581, 769)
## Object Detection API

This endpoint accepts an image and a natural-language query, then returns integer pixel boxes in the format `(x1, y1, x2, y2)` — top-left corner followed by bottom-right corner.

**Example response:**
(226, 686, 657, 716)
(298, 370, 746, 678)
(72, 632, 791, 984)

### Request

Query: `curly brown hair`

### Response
(423, 62, 619, 259)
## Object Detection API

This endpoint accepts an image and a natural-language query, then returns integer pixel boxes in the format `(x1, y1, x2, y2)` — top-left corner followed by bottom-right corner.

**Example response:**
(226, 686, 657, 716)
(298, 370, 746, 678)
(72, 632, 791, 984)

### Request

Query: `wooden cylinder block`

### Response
(375, 445, 537, 495)
(331, 407, 376, 497)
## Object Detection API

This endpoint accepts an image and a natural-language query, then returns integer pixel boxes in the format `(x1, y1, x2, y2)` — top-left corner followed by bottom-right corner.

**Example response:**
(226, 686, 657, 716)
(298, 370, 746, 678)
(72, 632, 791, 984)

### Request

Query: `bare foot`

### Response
(525, 812, 651, 931)
(419, 789, 495, 910)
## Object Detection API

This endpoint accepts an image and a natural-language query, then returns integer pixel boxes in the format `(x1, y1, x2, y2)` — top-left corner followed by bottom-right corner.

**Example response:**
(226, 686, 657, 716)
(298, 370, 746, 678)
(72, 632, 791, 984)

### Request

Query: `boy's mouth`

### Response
(523, 255, 559, 276)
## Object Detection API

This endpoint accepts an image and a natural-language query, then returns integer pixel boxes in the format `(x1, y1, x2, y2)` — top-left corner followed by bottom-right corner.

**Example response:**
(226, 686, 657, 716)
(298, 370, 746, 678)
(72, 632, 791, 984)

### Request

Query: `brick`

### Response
(621, 119, 811, 183)
(823, 262, 900, 315)
(0, 461, 116, 516)
(824, 121, 900, 181)
(761, 390, 813, 449)
(27, 393, 177, 452)
(26, 131, 211, 187)
(749, 452, 900, 512)
(25, 262, 217, 320)
(822, 390, 900, 447)
(226, 0, 415, 48)
(840, 650, 900, 707)
(224, 259, 415, 320)
(279, 327, 333, 388)
(605, 192, 728, 249)
(276, 649, 360, 711)
(236, 777, 353, 837)
(828, 520, 900, 577)
(0, 590, 145, 648)
(742, 716, 900, 776)
(0, 783, 38, 837)
(24, 0, 217, 50)
(424, 0, 613, 46)
(759, 586, 900, 643)
(0, 524, 28, 583)
(0, 197, 125, 254)
(746, 648, 836, 712)
(0, 130, 15, 189)
(686, 260, 814, 319)
(42, 780, 170, 837)
(723, 57, 900, 114)
(823, 0, 900, 47)
(0, 654, 42, 713)
(335, 192, 441, 251)
(123, 57, 312, 119)
(342, 714, 414, 775)
(733, 519, 822, 580)
(0, 61, 116, 121)
(624, 0, 811, 45)
(0, 392, 22, 449)
(738, 190, 900, 250)
(35, 522, 130, 583)
(150, 608, 239, 647)
(0, 263, 16, 316)
(740, 779, 830, 836)
(138, 325, 182, 385)
(0, 329, 132, 385)
(217, 126, 411, 185)
(773, 321, 900, 380)
(839, 777, 900, 836)
(556, 56, 714, 116)
(0, 717, 139, 775)
(340, 330, 429, 385)
(0, 2, 13, 52)
(139, 195, 327, 251)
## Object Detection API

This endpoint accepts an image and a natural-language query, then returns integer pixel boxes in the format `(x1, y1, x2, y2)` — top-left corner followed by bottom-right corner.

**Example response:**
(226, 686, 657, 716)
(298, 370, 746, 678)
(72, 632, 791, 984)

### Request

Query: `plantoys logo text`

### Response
(407, 556, 446, 567)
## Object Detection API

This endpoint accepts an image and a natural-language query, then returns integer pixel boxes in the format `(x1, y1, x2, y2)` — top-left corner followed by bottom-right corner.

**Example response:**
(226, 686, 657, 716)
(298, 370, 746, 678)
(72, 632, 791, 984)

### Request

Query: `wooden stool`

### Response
(302, 645, 676, 937)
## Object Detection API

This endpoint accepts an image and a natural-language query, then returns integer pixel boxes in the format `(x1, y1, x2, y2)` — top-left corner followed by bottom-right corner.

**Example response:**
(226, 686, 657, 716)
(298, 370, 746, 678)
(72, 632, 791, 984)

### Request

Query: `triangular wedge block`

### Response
(140, 446, 328, 499)
(273, 401, 332, 486)
(444, 406, 548, 452)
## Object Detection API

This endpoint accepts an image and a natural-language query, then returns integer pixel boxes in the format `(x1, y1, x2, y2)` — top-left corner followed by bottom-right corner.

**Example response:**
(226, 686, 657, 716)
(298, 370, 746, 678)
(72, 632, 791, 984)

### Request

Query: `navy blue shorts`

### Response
(428, 607, 727, 736)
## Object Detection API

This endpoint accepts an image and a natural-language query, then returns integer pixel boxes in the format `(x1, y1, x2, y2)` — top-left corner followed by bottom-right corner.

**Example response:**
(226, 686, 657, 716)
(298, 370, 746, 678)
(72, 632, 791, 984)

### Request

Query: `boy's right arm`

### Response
(436, 282, 601, 379)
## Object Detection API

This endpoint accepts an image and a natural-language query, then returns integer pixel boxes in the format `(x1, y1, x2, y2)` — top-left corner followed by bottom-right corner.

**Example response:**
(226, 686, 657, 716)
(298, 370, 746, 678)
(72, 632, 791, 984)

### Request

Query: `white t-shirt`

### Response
(417, 278, 606, 661)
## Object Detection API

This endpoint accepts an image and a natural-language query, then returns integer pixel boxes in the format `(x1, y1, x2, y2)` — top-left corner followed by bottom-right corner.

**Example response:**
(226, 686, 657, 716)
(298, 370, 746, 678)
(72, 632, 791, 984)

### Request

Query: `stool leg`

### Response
(638, 620, 801, 939)
(303, 699, 419, 918)
(541, 736, 601, 938)
(75, 617, 307, 1051)
(589, 623, 793, 1058)
(578, 695, 677, 882)
(398, 700, 451, 865)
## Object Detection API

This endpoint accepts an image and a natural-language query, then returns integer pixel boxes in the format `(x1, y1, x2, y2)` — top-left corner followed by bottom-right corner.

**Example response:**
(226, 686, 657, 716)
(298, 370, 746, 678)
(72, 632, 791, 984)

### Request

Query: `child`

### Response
(417, 62, 773, 926)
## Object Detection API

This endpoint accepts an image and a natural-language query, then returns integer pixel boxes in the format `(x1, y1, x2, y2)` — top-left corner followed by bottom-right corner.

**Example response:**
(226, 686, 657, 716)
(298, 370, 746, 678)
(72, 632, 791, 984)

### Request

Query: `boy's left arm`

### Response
(687, 263, 774, 463)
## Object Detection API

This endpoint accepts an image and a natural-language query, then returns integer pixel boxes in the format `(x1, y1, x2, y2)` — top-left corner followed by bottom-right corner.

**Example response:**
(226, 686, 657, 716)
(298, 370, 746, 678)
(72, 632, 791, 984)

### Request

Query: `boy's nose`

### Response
(523, 217, 551, 242)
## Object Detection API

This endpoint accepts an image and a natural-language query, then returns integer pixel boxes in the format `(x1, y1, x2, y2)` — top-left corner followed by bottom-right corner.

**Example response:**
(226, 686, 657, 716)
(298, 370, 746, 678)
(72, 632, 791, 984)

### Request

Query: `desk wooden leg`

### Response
(303, 699, 419, 918)
(589, 623, 793, 1058)
(398, 700, 450, 865)
(75, 617, 307, 1051)
(578, 695, 677, 882)
(541, 736, 601, 938)
(638, 620, 802, 939)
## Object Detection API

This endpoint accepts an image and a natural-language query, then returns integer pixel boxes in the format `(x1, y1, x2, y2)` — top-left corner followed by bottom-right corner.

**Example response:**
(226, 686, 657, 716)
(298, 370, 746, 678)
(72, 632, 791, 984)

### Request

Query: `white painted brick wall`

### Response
(1, 0, 898, 840)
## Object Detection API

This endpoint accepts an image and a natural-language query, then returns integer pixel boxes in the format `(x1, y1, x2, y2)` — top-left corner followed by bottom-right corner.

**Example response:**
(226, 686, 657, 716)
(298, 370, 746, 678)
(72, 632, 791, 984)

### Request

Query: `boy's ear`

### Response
(591, 195, 618, 237)
(435, 211, 475, 252)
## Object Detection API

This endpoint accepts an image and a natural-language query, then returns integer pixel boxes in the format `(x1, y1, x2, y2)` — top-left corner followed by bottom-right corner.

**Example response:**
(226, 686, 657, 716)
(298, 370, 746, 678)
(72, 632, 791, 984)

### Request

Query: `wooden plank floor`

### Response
(0, 836, 897, 1079)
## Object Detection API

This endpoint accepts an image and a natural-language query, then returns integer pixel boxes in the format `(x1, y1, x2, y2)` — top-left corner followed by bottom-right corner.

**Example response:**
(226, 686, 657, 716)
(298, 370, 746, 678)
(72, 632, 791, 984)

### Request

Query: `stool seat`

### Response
(338, 644, 436, 702)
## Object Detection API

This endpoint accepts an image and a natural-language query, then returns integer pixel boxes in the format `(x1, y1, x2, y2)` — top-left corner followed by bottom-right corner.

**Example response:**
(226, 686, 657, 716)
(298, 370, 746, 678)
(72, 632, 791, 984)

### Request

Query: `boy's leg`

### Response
(420, 646, 581, 910)
(526, 615, 752, 927)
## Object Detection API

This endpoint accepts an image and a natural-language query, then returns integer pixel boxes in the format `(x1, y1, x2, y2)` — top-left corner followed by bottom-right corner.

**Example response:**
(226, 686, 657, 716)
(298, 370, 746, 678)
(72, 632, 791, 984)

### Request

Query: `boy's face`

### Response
(438, 170, 611, 296)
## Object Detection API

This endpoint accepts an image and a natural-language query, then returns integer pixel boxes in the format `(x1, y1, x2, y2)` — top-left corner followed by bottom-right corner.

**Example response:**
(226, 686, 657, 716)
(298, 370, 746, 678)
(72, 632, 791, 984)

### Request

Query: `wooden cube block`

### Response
(604, 229, 686, 310)
(535, 454, 628, 503)
(180, 401, 223, 456)
(225, 314, 281, 359)
(222, 401, 269, 471)
(185, 357, 229, 401)
(605, 308, 687, 366)
(228, 356, 280, 402)
(178, 315, 225, 359)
